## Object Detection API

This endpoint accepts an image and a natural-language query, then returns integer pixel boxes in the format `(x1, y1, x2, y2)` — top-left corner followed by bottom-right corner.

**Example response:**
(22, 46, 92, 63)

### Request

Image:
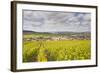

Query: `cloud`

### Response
(23, 10, 91, 32)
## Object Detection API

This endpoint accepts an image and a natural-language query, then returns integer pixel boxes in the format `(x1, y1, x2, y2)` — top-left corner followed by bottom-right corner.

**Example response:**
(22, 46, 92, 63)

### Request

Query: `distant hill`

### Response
(23, 30, 91, 38)
(23, 30, 51, 34)
(23, 30, 90, 34)
(23, 30, 34, 34)
(23, 30, 91, 40)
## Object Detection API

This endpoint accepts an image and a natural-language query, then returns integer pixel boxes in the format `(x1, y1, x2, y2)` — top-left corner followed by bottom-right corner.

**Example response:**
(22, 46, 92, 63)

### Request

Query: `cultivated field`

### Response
(23, 32, 91, 62)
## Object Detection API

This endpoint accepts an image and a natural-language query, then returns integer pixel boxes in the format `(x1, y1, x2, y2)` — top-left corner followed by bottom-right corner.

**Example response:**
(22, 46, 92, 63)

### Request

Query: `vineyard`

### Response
(23, 37, 91, 62)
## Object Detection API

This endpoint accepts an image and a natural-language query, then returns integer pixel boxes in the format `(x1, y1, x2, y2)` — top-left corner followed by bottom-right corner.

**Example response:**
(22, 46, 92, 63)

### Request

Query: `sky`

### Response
(23, 10, 91, 32)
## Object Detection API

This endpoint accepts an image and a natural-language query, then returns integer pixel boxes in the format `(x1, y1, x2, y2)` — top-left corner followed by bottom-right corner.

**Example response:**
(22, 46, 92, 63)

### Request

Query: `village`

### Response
(23, 34, 90, 42)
